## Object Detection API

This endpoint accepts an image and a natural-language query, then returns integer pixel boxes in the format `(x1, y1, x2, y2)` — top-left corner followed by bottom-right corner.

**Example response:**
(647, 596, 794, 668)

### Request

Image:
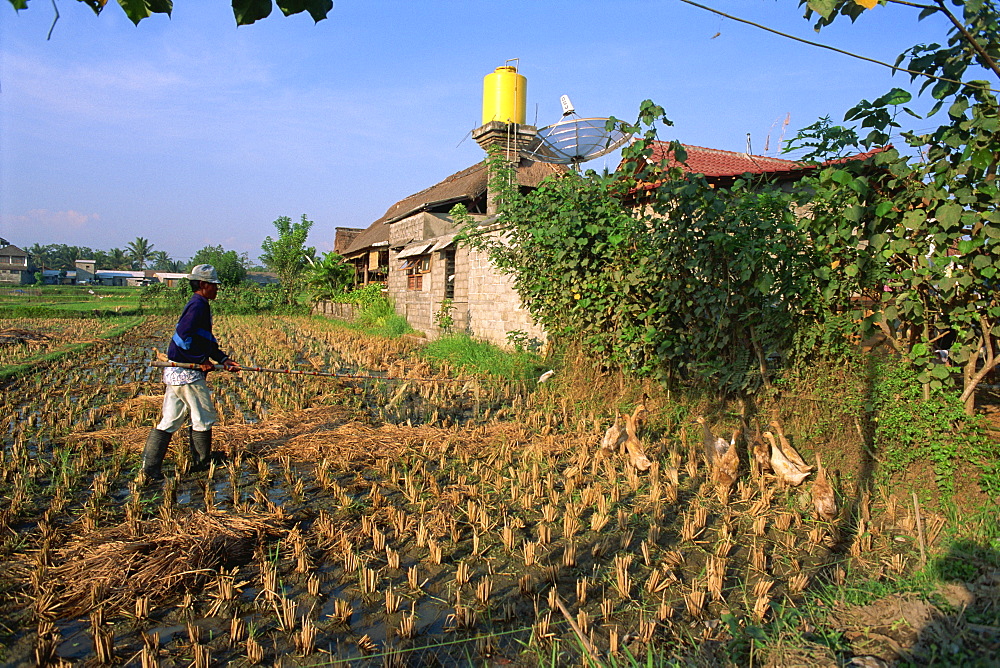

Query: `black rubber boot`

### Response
(190, 428, 213, 472)
(141, 429, 172, 481)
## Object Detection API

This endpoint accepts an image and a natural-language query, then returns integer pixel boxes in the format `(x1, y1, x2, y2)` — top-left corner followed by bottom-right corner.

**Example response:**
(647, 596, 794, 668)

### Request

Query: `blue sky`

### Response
(0, 1, 949, 263)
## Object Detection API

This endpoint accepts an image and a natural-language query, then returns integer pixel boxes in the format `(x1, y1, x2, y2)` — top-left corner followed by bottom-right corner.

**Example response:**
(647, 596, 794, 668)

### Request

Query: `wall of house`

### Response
(388, 249, 435, 335)
(389, 212, 455, 248)
(382, 214, 546, 347)
(463, 242, 546, 348)
(0, 269, 32, 285)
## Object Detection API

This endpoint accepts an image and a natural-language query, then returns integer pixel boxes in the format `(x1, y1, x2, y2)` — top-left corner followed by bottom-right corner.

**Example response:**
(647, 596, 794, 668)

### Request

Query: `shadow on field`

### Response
(836, 353, 882, 553)
(831, 540, 1000, 666)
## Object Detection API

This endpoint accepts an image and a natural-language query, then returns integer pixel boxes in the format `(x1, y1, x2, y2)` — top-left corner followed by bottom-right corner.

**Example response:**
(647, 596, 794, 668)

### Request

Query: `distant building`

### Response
(75, 260, 96, 284)
(0, 242, 35, 284)
(247, 272, 280, 286)
(154, 272, 189, 288)
(93, 271, 152, 287)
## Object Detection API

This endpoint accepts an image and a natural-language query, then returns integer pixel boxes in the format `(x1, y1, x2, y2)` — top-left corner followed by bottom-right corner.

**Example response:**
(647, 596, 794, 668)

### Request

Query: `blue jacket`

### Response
(167, 293, 230, 365)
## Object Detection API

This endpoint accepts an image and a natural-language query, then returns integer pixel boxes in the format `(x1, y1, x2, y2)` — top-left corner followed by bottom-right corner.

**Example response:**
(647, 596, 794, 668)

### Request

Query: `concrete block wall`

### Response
(465, 243, 546, 348)
(311, 301, 359, 320)
(382, 215, 546, 348)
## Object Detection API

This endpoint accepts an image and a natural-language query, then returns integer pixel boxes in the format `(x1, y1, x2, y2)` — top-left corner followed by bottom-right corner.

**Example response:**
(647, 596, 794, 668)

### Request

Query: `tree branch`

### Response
(931, 0, 1000, 81)
(959, 316, 997, 406)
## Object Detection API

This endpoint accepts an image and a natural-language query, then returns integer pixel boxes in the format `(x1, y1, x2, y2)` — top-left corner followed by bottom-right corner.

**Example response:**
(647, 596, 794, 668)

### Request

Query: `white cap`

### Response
(188, 264, 221, 284)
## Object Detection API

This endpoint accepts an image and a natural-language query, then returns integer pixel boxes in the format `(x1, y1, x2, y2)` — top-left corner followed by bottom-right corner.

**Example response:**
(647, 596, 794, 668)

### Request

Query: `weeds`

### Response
(422, 332, 545, 380)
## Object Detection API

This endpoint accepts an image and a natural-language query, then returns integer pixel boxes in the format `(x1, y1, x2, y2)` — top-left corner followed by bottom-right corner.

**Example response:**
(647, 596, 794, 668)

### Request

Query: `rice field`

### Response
(0, 315, 944, 666)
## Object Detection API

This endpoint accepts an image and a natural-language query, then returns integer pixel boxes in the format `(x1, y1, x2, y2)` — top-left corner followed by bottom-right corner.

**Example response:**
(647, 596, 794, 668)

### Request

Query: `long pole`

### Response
(149, 359, 465, 383)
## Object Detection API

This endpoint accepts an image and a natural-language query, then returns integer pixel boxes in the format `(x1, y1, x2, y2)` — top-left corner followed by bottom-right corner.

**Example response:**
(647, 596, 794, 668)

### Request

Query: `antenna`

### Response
(776, 113, 791, 155)
(521, 96, 631, 167)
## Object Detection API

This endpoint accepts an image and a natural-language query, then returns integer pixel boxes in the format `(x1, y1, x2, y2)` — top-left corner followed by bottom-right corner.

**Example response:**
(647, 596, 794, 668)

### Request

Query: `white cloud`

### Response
(5, 209, 101, 229)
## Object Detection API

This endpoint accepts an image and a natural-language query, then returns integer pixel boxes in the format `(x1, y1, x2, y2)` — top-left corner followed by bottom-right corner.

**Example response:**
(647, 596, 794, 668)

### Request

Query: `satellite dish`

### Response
(521, 95, 631, 166)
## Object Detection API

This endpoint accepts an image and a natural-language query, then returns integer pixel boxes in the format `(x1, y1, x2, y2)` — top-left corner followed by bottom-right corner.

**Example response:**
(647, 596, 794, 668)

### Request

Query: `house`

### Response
(154, 272, 189, 287)
(247, 272, 280, 286)
(93, 270, 151, 287)
(75, 259, 96, 284)
(339, 158, 565, 345)
(0, 242, 35, 284)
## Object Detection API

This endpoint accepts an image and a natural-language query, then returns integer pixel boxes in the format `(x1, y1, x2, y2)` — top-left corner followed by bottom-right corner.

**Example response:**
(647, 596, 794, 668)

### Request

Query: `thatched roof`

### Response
(342, 159, 565, 257)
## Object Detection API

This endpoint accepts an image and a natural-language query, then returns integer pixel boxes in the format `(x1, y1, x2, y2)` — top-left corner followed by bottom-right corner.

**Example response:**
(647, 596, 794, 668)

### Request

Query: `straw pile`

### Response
(28, 510, 286, 618)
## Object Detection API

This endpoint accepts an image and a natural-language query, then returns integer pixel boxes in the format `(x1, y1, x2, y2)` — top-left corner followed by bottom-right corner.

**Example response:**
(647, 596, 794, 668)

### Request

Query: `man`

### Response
(141, 264, 240, 480)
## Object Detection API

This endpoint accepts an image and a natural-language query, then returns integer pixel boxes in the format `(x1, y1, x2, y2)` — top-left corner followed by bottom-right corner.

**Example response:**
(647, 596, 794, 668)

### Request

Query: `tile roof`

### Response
(646, 142, 890, 179)
(648, 143, 806, 178)
(343, 159, 564, 256)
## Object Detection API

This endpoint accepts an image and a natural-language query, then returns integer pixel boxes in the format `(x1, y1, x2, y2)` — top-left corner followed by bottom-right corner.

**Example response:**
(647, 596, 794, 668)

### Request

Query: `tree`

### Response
(106, 247, 131, 270)
(793, 0, 1000, 414)
(149, 250, 172, 271)
(27, 243, 55, 269)
(260, 214, 315, 305)
(6, 0, 334, 27)
(50, 244, 89, 270)
(188, 245, 248, 287)
(127, 236, 154, 269)
(305, 251, 353, 301)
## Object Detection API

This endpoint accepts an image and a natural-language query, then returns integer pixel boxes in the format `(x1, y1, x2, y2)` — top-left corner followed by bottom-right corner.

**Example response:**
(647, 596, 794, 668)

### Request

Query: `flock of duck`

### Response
(597, 406, 838, 522)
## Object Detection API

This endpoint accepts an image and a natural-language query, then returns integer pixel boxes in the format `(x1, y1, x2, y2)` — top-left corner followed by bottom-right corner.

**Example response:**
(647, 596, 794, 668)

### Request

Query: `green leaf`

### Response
(930, 364, 951, 379)
(878, 88, 913, 106)
(973, 254, 990, 269)
(875, 202, 894, 217)
(935, 202, 963, 228)
(233, 0, 272, 25)
(948, 98, 969, 118)
(972, 149, 993, 170)
(807, 0, 838, 18)
(277, 0, 333, 21)
(911, 342, 928, 358)
(903, 209, 926, 229)
(117, 0, 172, 25)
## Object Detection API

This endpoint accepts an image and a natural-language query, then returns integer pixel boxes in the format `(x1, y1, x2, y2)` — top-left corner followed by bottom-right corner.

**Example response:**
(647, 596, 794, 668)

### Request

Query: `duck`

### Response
(741, 417, 771, 477)
(769, 419, 808, 469)
(811, 454, 838, 521)
(623, 410, 652, 472)
(695, 416, 729, 467)
(712, 428, 741, 495)
(600, 411, 625, 456)
(763, 431, 812, 487)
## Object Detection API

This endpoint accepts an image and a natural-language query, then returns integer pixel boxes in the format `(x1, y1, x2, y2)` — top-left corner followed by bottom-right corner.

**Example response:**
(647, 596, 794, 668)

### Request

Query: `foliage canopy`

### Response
(6, 0, 333, 26)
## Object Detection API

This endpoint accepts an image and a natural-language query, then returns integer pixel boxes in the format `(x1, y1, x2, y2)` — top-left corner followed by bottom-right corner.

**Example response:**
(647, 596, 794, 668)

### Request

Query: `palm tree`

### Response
(127, 237, 155, 269)
(52, 245, 82, 270)
(27, 243, 54, 269)
(149, 250, 172, 270)
(108, 248, 131, 270)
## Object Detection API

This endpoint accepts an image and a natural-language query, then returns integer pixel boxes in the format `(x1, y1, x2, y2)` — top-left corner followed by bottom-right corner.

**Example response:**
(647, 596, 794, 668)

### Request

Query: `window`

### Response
(442, 249, 456, 299)
(404, 254, 430, 291)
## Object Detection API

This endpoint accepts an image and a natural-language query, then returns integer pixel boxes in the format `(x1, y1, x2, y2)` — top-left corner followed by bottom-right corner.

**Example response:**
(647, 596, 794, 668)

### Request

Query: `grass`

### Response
(339, 296, 415, 338)
(421, 332, 547, 380)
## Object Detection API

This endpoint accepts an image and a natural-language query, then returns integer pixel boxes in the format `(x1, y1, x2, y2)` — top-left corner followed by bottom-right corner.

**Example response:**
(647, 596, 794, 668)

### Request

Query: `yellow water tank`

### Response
(482, 65, 526, 125)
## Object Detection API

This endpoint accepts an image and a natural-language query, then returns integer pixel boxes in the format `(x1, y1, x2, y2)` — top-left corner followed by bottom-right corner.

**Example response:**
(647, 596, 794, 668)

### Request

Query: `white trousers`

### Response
(156, 379, 219, 433)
